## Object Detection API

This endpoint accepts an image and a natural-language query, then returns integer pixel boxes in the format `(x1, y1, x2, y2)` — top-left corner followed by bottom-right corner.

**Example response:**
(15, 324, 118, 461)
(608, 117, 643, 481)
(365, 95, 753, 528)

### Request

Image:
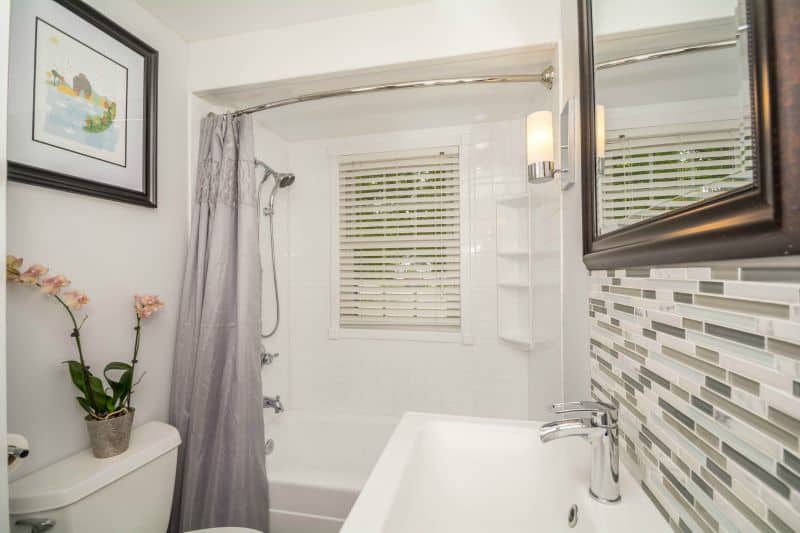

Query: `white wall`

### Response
(558, 0, 591, 402)
(0, 0, 10, 521)
(592, 0, 736, 36)
(188, 0, 559, 93)
(260, 120, 531, 423)
(605, 96, 741, 132)
(6, 0, 188, 478)
(527, 61, 565, 419)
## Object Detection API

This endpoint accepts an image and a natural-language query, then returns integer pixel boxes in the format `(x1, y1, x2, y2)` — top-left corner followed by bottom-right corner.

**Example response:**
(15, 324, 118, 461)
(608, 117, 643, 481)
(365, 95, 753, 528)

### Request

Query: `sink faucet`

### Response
(539, 400, 620, 503)
(263, 395, 284, 414)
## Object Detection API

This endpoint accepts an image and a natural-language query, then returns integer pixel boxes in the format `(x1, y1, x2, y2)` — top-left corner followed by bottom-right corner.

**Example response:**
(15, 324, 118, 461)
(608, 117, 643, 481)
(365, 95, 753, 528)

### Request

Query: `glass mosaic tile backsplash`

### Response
(589, 266, 800, 533)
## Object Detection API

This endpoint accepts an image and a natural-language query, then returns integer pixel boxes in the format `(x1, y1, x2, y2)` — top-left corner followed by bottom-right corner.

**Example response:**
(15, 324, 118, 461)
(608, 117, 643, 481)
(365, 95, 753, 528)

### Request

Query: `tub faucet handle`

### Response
(261, 351, 279, 367)
(16, 518, 55, 533)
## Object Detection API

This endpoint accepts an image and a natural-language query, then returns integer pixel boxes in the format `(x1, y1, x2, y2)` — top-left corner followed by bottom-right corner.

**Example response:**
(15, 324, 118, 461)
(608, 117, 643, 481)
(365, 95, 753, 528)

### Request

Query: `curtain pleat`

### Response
(168, 113, 269, 533)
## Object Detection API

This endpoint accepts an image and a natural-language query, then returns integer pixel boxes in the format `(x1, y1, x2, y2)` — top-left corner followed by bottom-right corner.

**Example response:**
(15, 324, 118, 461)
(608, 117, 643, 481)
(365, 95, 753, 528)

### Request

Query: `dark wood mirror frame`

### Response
(579, 0, 800, 269)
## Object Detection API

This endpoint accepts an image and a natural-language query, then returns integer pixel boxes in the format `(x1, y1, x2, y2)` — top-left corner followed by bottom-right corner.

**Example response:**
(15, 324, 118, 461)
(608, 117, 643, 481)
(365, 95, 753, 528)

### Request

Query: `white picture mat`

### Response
(8, 0, 145, 192)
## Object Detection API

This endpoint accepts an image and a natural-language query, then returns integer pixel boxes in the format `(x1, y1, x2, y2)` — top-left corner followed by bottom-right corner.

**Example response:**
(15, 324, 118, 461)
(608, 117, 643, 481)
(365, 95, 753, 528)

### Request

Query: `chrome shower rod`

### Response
(231, 66, 555, 116)
(596, 39, 737, 71)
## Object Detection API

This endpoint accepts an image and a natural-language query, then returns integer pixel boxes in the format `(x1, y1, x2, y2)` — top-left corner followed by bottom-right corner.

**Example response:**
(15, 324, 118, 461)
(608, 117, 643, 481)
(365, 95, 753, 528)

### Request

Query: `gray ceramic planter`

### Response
(85, 408, 135, 458)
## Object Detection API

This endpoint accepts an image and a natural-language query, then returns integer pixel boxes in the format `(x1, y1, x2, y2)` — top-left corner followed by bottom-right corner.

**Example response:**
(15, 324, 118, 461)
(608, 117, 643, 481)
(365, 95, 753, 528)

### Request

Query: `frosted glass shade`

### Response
(596, 105, 606, 158)
(526, 111, 553, 165)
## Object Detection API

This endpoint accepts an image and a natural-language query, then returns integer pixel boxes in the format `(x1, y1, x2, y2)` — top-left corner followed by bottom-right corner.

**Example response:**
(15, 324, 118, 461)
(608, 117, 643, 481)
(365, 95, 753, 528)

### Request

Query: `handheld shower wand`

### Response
(256, 160, 295, 338)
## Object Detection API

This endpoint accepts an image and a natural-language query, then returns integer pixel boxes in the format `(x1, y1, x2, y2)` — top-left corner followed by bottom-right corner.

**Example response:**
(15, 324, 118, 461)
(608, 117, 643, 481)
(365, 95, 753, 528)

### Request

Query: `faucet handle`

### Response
(551, 400, 617, 418)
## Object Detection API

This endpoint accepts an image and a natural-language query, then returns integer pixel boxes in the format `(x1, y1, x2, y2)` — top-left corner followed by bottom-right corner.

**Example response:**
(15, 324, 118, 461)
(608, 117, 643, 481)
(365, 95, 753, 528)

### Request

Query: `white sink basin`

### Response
(342, 412, 669, 533)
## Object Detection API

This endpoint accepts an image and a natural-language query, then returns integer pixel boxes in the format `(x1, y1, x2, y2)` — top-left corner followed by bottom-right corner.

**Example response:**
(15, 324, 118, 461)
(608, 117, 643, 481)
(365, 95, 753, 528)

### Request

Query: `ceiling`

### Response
(198, 47, 554, 141)
(135, 0, 427, 41)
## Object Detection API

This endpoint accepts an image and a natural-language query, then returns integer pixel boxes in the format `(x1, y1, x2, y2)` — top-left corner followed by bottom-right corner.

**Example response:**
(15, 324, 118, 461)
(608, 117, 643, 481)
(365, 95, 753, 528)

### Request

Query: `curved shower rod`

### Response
(232, 66, 555, 116)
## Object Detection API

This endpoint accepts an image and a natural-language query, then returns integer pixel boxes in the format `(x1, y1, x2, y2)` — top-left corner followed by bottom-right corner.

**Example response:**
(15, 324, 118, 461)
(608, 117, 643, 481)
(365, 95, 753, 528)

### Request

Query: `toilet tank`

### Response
(10, 421, 181, 533)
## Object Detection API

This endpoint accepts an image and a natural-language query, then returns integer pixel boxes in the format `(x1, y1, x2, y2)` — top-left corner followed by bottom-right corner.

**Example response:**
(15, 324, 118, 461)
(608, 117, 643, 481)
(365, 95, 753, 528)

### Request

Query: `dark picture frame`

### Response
(579, 0, 800, 268)
(8, 0, 158, 207)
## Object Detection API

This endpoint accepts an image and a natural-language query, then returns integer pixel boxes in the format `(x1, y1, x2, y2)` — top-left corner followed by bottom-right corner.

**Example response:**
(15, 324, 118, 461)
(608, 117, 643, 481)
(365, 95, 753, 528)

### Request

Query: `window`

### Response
(337, 147, 461, 331)
(598, 122, 752, 234)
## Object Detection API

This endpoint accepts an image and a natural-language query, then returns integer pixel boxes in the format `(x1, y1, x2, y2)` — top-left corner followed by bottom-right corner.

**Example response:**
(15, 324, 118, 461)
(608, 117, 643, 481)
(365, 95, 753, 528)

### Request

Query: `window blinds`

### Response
(338, 147, 461, 330)
(598, 124, 753, 234)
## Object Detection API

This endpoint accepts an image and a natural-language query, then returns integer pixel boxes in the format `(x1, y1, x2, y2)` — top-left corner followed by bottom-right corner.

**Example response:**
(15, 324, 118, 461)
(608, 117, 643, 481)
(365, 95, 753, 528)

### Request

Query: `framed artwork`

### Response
(8, 0, 158, 207)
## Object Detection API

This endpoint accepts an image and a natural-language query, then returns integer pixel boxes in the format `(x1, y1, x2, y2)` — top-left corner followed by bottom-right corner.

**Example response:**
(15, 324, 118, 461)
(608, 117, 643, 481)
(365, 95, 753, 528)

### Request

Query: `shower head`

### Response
(278, 174, 295, 188)
(268, 173, 295, 212)
(255, 159, 296, 215)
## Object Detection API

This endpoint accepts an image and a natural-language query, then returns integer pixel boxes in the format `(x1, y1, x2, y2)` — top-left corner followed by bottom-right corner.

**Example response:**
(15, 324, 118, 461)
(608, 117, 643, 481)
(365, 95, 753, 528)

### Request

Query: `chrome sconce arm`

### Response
(527, 162, 568, 183)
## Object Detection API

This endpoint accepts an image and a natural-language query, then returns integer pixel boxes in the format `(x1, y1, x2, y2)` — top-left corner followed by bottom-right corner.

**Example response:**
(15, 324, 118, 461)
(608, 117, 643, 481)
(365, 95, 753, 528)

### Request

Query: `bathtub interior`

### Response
(264, 410, 399, 532)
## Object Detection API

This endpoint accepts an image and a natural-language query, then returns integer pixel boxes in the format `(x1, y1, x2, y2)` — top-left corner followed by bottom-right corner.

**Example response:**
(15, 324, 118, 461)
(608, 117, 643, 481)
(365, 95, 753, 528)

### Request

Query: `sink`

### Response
(342, 412, 669, 533)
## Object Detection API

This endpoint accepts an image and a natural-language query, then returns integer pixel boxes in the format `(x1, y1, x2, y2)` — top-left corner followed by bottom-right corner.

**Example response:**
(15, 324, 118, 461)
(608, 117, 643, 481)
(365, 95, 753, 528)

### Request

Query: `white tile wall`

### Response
(258, 121, 536, 422)
(255, 125, 292, 413)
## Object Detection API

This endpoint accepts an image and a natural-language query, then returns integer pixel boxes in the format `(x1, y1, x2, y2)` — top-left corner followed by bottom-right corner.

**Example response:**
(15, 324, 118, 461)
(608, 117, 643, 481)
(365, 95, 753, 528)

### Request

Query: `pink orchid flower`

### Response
(134, 294, 165, 319)
(40, 274, 70, 295)
(62, 290, 90, 310)
(6, 255, 23, 282)
(19, 264, 49, 285)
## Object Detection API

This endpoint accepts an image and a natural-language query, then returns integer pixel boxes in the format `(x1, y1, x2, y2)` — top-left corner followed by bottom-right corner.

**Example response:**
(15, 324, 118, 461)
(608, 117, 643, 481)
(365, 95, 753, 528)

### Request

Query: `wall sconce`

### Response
(526, 106, 569, 183)
(526, 104, 607, 184)
(595, 104, 606, 175)
(526, 110, 559, 183)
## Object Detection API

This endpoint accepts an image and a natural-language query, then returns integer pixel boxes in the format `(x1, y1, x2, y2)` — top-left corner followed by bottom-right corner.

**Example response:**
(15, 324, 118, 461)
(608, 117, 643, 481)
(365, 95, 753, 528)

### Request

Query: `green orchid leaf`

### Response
(88, 375, 110, 414)
(75, 396, 93, 415)
(104, 362, 133, 406)
(64, 360, 88, 395)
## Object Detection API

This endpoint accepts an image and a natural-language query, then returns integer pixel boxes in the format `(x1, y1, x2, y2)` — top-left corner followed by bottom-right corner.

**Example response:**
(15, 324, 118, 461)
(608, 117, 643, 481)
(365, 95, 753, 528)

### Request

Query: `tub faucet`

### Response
(539, 400, 620, 503)
(263, 395, 284, 414)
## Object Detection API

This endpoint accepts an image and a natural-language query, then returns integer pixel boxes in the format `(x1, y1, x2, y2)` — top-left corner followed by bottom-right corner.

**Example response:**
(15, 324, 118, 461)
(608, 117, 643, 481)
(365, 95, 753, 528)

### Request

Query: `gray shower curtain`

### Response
(169, 113, 269, 533)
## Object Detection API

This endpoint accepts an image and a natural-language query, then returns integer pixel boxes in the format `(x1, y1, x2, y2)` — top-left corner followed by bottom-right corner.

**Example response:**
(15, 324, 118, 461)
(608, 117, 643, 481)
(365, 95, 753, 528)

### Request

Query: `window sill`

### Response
(329, 327, 473, 345)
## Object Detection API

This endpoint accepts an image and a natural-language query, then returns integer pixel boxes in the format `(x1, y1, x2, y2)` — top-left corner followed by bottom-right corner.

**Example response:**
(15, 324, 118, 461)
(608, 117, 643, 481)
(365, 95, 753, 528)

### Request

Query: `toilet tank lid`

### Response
(10, 421, 181, 515)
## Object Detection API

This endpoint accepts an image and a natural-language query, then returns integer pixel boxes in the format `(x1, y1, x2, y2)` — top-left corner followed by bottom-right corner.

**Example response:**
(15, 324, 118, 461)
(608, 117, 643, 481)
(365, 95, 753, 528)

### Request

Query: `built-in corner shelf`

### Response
(497, 249, 529, 258)
(498, 281, 529, 289)
(498, 331, 532, 349)
(495, 190, 532, 352)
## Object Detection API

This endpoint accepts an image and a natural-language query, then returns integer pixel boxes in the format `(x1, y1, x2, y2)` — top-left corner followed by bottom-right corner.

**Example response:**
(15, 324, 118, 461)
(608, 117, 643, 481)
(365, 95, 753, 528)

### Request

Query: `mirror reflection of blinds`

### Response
(598, 125, 752, 234)
(338, 147, 461, 330)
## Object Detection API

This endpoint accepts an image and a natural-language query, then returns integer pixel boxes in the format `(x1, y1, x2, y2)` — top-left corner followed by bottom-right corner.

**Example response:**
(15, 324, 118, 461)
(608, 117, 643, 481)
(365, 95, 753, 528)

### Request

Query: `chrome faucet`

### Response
(540, 400, 620, 503)
(263, 395, 284, 414)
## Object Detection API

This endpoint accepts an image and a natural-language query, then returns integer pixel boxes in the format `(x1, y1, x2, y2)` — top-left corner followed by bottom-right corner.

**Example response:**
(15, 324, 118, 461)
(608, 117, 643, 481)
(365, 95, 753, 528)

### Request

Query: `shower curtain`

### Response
(169, 113, 270, 533)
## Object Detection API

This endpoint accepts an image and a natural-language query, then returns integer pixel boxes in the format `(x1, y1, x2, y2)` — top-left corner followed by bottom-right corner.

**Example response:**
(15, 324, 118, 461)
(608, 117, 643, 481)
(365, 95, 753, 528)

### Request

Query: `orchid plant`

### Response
(7, 255, 164, 420)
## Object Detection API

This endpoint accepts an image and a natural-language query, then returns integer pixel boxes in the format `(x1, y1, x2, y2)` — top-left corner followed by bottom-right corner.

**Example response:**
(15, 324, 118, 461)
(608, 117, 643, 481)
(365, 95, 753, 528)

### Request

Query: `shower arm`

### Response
(231, 67, 556, 116)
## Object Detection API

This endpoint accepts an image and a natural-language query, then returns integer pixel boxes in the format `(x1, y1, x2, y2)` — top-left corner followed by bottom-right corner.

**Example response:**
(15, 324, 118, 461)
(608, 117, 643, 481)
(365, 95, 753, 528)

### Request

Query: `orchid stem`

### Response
(50, 290, 96, 413)
(128, 315, 141, 409)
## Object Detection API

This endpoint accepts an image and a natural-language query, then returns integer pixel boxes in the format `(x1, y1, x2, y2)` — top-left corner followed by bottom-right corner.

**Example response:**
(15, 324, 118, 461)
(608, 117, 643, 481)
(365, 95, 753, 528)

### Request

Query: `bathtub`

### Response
(265, 410, 398, 533)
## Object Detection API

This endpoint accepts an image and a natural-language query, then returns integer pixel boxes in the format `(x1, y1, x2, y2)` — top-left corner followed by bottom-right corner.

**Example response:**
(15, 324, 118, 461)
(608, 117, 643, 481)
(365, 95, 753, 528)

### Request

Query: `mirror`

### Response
(579, 0, 800, 268)
(592, 0, 752, 235)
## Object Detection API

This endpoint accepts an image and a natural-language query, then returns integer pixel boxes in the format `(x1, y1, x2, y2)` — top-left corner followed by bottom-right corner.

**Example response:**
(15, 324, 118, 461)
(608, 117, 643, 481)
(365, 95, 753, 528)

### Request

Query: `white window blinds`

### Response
(338, 147, 461, 330)
(598, 123, 753, 234)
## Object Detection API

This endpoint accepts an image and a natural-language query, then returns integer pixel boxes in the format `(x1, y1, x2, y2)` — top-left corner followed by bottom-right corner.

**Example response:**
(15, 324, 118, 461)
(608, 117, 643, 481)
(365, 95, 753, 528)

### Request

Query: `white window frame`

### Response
(327, 131, 473, 344)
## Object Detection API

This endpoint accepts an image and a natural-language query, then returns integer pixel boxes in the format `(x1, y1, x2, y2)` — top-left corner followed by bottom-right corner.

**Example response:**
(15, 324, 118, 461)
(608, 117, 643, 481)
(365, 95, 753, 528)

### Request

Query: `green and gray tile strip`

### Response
(589, 266, 800, 533)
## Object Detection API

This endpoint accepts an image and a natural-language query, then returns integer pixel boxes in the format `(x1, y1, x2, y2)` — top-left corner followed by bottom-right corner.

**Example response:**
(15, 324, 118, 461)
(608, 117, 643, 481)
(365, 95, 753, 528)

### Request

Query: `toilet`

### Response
(9, 421, 259, 533)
